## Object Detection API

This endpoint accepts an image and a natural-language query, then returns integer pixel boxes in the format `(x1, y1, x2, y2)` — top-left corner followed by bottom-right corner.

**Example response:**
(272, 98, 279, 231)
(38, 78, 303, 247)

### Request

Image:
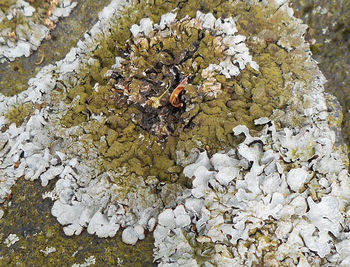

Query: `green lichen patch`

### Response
(57, 0, 315, 187)
(4, 102, 35, 126)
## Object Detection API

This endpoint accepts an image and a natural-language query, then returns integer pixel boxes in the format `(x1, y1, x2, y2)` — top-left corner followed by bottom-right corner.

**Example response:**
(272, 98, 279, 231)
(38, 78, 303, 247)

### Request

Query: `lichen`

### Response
(0, 179, 155, 266)
(0, 0, 110, 96)
(4, 102, 34, 126)
(0, 0, 343, 266)
(153, 120, 349, 266)
(57, 0, 311, 188)
(291, 0, 350, 161)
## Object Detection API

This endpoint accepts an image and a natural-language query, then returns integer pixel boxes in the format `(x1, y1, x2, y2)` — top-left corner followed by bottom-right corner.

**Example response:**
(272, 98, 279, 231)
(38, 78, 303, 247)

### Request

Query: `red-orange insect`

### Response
(170, 77, 188, 108)
(14, 161, 20, 169)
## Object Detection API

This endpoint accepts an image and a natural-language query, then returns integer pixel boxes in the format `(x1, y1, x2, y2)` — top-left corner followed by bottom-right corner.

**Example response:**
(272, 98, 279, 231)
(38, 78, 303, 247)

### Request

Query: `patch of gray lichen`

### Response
(291, 0, 350, 161)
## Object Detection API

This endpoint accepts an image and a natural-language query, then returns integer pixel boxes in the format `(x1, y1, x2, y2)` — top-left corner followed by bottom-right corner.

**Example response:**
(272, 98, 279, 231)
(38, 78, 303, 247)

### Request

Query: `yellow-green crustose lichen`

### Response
(58, 0, 313, 188)
(4, 102, 34, 126)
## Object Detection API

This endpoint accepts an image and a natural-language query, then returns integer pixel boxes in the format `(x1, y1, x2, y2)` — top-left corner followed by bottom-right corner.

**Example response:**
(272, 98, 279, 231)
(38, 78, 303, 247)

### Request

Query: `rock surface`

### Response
(0, 0, 349, 266)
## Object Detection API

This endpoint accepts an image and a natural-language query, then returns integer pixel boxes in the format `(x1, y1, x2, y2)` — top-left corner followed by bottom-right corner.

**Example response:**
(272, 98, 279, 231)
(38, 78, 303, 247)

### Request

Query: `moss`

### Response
(310, 43, 324, 55)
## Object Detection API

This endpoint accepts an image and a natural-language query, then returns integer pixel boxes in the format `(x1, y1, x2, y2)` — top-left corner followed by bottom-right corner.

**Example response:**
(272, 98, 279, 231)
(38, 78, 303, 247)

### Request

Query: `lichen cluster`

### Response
(4, 102, 34, 126)
(0, 0, 45, 32)
(291, 0, 350, 161)
(1, 0, 344, 266)
(154, 120, 350, 266)
(58, 0, 308, 186)
(0, 179, 155, 266)
(0, 0, 77, 62)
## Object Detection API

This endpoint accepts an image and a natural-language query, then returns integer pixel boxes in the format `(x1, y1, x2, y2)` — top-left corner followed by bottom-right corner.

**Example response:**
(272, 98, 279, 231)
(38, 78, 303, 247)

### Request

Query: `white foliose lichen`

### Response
(153, 118, 350, 266)
(0, 108, 52, 204)
(152, 4, 349, 265)
(40, 246, 56, 255)
(0, 0, 77, 62)
(72, 256, 96, 267)
(0, 0, 131, 234)
(4, 233, 19, 247)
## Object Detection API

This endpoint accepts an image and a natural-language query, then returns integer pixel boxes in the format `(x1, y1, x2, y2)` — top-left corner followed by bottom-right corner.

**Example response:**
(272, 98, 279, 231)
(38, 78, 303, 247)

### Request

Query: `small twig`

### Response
(35, 48, 45, 65)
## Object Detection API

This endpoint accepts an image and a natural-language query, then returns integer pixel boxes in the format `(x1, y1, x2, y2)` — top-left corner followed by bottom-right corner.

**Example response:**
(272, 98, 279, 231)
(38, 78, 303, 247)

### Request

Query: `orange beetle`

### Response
(170, 77, 188, 108)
